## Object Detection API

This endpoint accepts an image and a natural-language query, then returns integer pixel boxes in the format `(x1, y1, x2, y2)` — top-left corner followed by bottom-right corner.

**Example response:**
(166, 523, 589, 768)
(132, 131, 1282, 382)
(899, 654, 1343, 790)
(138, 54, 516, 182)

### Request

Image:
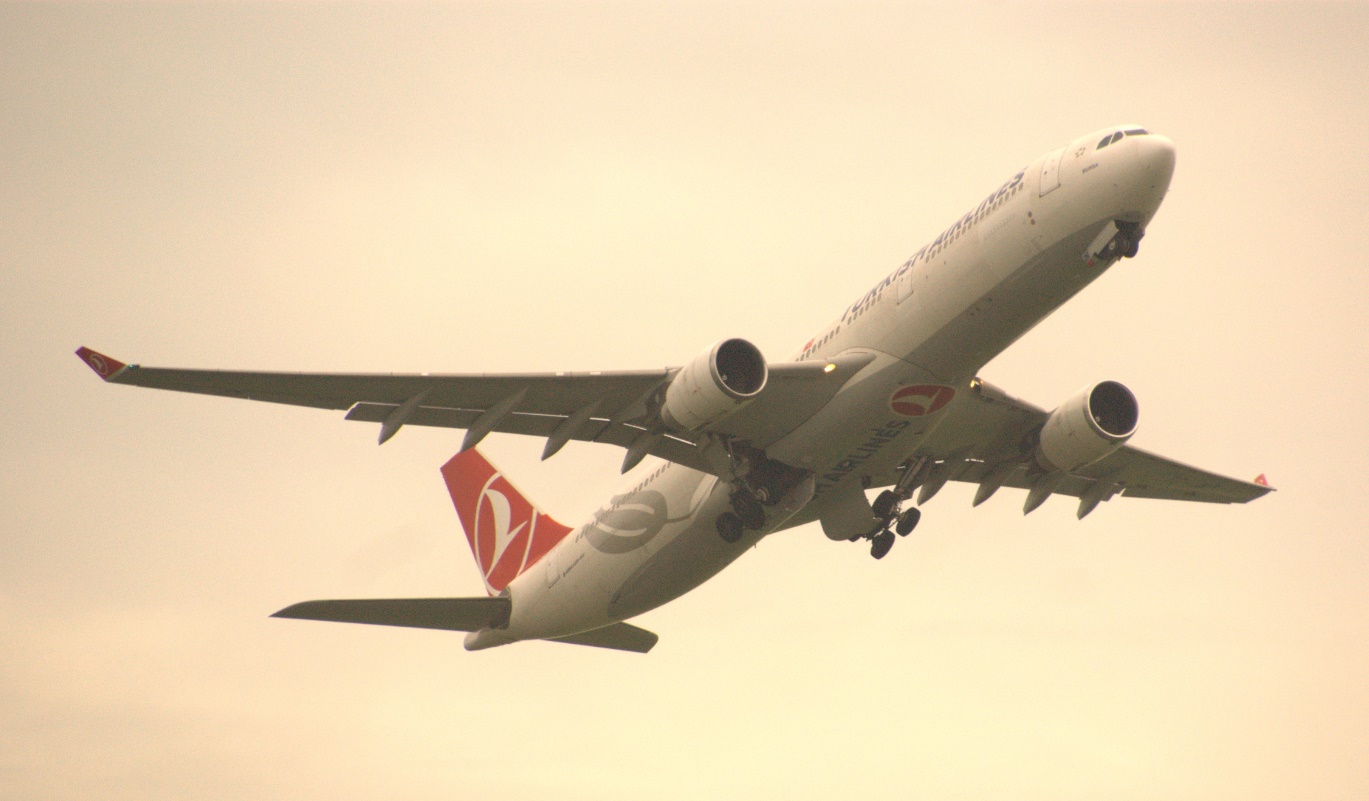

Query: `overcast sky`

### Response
(4, 3, 1368, 800)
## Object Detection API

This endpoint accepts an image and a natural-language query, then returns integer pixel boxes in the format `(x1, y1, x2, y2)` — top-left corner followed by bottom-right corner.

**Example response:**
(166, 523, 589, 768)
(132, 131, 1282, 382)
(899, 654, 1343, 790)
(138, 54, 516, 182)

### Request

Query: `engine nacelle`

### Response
(1036, 380, 1139, 472)
(661, 338, 768, 432)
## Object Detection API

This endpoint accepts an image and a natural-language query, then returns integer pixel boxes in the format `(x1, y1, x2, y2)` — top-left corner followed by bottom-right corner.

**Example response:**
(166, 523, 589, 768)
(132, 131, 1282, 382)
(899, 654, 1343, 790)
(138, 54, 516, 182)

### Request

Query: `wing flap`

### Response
(344, 403, 711, 472)
(1090, 447, 1273, 503)
(941, 457, 1269, 504)
(271, 597, 511, 631)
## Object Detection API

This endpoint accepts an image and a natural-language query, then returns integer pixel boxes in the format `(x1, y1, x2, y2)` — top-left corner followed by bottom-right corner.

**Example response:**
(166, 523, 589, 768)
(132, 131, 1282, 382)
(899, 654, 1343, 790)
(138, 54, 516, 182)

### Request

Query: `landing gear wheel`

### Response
(732, 493, 766, 530)
(895, 507, 921, 536)
(1119, 236, 1140, 258)
(870, 529, 896, 560)
(871, 490, 899, 520)
(716, 512, 744, 544)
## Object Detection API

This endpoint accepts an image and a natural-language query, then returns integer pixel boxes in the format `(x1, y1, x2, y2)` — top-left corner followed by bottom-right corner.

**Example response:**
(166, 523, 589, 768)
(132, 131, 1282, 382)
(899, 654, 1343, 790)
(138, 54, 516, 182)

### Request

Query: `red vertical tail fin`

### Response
(440, 448, 574, 594)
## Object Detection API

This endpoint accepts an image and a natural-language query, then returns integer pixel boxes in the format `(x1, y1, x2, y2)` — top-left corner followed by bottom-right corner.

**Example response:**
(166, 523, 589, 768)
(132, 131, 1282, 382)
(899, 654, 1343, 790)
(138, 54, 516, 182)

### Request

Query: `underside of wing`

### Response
(76, 346, 873, 477)
(866, 377, 1272, 517)
(944, 452, 1271, 504)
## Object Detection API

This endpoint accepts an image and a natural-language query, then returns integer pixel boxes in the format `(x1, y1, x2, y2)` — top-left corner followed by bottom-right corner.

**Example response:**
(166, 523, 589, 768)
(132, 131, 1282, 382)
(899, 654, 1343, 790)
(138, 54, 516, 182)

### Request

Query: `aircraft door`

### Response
(897, 261, 916, 303)
(1039, 147, 1064, 196)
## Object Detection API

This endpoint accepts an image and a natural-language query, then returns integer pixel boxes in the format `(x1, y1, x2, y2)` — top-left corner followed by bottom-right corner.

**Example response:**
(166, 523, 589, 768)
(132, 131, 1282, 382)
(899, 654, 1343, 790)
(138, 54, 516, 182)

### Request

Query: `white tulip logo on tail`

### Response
(441, 448, 572, 594)
(475, 479, 529, 581)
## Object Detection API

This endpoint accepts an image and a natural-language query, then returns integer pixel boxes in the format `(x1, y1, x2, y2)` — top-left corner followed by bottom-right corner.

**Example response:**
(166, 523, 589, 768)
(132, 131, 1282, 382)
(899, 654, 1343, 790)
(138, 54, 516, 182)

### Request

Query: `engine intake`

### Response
(661, 338, 768, 432)
(1036, 380, 1139, 472)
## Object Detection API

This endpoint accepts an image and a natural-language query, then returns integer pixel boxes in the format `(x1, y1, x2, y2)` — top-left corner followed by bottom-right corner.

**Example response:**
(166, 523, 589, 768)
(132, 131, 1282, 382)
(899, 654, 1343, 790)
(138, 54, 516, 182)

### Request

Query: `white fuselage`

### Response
(470, 126, 1177, 648)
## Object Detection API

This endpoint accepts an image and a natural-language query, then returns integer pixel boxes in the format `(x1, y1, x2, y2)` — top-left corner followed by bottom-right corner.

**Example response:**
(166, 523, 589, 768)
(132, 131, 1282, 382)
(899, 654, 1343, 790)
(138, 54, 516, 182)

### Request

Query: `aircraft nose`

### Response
(1118, 132, 1175, 224)
(1137, 134, 1176, 182)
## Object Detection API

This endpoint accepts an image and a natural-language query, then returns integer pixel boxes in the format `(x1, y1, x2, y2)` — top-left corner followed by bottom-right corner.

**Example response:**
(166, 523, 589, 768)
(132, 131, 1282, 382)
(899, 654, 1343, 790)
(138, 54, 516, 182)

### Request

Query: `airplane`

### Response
(76, 124, 1272, 654)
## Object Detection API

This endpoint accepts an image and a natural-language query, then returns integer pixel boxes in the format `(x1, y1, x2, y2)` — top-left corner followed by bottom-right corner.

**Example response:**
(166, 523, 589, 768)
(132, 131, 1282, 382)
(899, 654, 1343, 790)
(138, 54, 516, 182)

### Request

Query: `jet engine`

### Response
(1035, 381, 1139, 472)
(661, 338, 768, 432)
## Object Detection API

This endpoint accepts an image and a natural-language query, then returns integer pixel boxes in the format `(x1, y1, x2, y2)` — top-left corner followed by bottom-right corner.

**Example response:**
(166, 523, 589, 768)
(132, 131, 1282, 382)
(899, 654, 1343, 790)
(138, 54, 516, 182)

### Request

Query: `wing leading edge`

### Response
(75, 346, 873, 476)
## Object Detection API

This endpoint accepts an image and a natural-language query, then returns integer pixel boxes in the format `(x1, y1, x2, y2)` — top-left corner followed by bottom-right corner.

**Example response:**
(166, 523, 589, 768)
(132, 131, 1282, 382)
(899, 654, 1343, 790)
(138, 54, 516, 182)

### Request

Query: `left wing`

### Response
(75, 347, 872, 474)
(873, 378, 1272, 515)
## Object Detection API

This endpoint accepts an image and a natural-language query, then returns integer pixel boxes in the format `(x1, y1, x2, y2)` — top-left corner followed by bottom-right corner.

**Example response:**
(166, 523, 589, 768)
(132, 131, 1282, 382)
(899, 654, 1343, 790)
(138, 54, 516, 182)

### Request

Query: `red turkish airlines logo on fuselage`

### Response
(889, 384, 956, 417)
(441, 449, 571, 593)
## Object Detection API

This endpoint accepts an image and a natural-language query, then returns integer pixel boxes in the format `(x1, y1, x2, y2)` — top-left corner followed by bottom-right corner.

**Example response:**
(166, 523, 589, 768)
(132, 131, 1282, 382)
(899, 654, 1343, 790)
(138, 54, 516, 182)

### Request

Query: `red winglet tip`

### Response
(1254, 473, 1270, 487)
(75, 347, 126, 380)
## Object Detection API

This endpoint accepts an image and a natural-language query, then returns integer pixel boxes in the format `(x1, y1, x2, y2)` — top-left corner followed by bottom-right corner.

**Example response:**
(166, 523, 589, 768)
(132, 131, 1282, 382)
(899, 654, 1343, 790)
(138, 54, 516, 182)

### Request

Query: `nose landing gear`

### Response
(1115, 221, 1143, 259)
(1083, 221, 1145, 266)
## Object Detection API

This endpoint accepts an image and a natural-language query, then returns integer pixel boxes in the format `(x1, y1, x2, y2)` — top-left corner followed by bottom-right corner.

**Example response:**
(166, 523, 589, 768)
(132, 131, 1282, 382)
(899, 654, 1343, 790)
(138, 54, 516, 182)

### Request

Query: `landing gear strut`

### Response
(731, 490, 766, 531)
(859, 459, 928, 559)
(712, 440, 810, 544)
(715, 488, 765, 545)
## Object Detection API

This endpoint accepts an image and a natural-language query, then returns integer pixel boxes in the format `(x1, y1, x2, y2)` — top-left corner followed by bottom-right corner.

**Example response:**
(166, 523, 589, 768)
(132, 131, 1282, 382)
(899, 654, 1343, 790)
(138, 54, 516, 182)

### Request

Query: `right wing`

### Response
(76, 347, 873, 475)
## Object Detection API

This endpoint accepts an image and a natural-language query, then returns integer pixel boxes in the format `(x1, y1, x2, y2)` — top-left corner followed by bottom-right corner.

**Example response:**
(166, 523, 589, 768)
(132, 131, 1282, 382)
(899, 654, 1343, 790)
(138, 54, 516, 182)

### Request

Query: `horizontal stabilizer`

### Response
(549, 622, 658, 653)
(271, 597, 510, 632)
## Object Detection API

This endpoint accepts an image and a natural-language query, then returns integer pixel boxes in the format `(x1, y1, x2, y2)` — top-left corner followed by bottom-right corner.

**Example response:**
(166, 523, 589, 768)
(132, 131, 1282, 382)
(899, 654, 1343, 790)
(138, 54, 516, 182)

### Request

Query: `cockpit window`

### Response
(1099, 128, 1152, 150)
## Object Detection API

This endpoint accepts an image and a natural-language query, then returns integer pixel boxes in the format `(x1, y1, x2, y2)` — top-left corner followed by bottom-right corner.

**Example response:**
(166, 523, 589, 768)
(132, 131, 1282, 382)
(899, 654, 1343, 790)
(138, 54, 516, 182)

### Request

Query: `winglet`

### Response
(1254, 473, 1270, 487)
(75, 347, 127, 380)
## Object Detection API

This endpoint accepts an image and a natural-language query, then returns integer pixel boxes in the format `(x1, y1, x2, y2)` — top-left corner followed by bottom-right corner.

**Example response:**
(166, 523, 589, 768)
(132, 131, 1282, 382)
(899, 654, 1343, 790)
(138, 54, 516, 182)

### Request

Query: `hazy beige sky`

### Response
(4, 3, 1368, 800)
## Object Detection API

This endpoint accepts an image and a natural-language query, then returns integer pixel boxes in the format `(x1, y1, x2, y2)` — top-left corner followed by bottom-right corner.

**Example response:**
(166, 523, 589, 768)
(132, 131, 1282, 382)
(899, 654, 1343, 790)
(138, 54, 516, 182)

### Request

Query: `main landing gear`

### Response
(713, 447, 809, 545)
(716, 511, 744, 544)
(855, 460, 927, 560)
(862, 490, 922, 559)
(715, 486, 769, 544)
